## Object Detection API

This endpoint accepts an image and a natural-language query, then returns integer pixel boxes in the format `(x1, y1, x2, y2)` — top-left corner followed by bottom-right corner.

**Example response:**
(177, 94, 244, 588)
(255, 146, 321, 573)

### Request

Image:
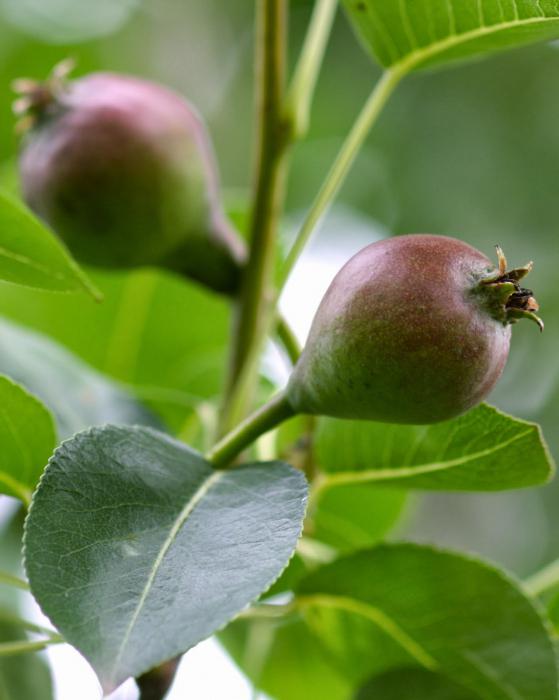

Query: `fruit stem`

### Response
(207, 391, 295, 469)
(220, 0, 290, 434)
(284, 0, 338, 139)
(279, 66, 405, 288)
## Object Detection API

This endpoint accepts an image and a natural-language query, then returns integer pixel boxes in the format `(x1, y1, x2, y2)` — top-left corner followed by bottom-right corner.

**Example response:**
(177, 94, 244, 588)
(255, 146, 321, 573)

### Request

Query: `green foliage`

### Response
(355, 667, 477, 700)
(23, 425, 308, 691)
(343, 0, 559, 72)
(0, 189, 98, 297)
(0, 266, 230, 412)
(221, 617, 350, 700)
(310, 483, 407, 552)
(0, 375, 56, 503)
(1, 1, 559, 697)
(0, 614, 53, 700)
(314, 403, 554, 491)
(0, 317, 160, 438)
(296, 543, 557, 698)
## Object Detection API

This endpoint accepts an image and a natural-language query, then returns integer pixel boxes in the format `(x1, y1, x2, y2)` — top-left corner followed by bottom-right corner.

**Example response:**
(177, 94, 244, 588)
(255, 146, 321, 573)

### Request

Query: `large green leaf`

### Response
(0, 190, 98, 296)
(221, 617, 350, 700)
(0, 266, 230, 422)
(296, 544, 558, 699)
(0, 317, 160, 438)
(0, 614, 53, 700)
(356, 667, 478, 700)
(314, 403, 554, 493)
(343, 0, 559, 72)
(24, 425, 307, 693)
(0, 375, 56, 503)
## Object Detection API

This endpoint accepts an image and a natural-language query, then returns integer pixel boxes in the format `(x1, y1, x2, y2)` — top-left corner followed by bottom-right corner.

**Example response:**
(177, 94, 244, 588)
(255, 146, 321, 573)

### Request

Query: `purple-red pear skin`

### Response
(19, 72, 244, 293)
(287, 235, 512, 424)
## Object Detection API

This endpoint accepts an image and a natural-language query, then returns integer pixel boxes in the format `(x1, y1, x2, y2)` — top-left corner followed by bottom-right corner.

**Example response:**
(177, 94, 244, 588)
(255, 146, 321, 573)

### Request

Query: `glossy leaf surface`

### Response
(24, 426, 307, 692)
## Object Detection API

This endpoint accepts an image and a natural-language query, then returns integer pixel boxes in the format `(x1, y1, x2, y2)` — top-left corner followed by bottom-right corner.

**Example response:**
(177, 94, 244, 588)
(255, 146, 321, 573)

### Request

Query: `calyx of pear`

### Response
(14, 61, 245, 295)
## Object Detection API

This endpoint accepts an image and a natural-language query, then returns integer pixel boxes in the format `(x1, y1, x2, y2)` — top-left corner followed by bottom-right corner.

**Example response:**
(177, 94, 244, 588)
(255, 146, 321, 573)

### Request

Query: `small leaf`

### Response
(296, 543, 558, 699)
(356, 667, 478, 699)
(221, 617, 350, 700)
(24, 426, 307, 693)
(343, 0, 559, 73)
(0, 374, 56, 503)
(314, 404, 554, 493)
(0, 190, 99, 297)
(0, 317, 160, 438)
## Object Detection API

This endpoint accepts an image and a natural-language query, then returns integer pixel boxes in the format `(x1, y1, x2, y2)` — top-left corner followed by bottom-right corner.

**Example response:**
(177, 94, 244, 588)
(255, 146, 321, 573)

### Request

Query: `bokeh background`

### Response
(1, 0, 558, 697)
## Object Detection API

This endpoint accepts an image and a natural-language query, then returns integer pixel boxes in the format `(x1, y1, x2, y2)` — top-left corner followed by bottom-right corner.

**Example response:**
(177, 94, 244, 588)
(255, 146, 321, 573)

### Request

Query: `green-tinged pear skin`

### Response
(15, 64, 245, 294)
(287, 234, 542, 425)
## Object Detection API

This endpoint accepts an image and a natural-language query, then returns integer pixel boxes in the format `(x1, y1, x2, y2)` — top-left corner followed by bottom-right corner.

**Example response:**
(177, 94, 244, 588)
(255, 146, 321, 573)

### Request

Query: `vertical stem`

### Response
(221, 0, 290, 433)
(284, 0, 338, 139)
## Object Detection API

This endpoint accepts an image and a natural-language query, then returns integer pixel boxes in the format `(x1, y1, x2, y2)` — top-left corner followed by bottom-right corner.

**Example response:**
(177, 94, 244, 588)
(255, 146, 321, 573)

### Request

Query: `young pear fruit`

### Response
(287, 235, 541, 424)
(15, 63, 244, 294)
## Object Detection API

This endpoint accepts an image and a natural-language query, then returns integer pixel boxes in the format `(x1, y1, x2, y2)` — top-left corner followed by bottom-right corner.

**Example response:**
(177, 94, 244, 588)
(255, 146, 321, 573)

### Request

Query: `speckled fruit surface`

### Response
(287, 235, 518, 424)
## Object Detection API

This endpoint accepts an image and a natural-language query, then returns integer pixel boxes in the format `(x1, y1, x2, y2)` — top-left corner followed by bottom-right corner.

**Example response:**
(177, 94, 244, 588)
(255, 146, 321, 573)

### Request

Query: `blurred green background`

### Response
(0, 0, 558, 577)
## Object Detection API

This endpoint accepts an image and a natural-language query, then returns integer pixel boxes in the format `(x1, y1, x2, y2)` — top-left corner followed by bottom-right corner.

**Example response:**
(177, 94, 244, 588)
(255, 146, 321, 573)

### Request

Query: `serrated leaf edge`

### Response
(22, 424, 308, 693)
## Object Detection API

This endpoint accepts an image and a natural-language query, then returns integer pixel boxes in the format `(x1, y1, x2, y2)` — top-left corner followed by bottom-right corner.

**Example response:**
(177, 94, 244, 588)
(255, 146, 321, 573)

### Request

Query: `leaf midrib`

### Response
(296, 592, 519, 699)
(109, 469, 223, 685)
(0, 245, 68, 281)
(391, 14, 559, 74)
(319, 428, 533, 490)
(296, 593, 437, 668)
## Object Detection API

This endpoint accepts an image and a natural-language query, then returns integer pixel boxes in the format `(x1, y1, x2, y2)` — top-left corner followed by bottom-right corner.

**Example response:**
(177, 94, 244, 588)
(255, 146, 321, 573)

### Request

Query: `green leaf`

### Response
(0, 614, 53, 700)
(220, 617, 350, 700)
(24, 425, 307, 693)
(296, 543, 558, 699)
(0, 317, 161, 438)
(0, 190, 99, 297)
(0, 374, 56, 503)
(343, 1, 559, 73)
(0, 266, 230, 410)
(314, 404, 554, 493)
(311, 483, 407, 552)
(356, 667, 478, 700)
